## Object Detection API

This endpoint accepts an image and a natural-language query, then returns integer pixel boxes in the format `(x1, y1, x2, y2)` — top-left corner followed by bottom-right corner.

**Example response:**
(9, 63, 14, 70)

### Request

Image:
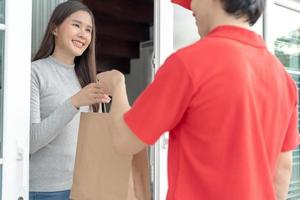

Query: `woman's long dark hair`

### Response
(33, 0, 99, 112)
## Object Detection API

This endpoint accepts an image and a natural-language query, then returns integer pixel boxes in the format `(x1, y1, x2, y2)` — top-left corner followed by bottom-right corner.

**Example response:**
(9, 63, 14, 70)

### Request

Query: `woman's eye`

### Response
(86, 29, 92, 33)
(72, 23, 80, 28)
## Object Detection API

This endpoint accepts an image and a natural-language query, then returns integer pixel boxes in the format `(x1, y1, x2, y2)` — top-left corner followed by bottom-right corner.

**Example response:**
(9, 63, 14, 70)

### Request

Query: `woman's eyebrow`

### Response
(71, 19, 93, 29)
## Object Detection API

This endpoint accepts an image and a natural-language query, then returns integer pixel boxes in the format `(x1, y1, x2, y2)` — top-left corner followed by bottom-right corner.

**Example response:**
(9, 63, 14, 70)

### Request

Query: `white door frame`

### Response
(153, 0, 173, 199)
(2, 0, 32, 199)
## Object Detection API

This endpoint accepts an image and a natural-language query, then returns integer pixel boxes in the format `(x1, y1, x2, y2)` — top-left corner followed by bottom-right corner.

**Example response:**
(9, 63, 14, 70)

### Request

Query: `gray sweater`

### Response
(30, 56, 87, 192)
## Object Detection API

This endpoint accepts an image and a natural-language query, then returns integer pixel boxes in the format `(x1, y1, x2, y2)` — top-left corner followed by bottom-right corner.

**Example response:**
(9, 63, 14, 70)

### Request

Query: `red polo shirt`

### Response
(124, 25, 300, 200)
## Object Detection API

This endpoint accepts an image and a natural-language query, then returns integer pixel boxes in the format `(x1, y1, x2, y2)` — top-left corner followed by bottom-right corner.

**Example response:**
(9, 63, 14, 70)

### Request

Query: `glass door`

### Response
(265, 0, 300, 199)
(1, 0, 32, 199)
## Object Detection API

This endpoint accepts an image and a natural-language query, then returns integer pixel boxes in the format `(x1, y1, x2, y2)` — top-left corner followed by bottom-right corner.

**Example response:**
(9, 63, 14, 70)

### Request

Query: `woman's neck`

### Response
(52, 48, 75, 65)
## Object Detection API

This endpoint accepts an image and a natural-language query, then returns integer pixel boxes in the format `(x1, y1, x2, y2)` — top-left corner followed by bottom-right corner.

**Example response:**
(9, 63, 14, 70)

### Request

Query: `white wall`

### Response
(125, 42, 154, 105)
(173, 5, 199, 50)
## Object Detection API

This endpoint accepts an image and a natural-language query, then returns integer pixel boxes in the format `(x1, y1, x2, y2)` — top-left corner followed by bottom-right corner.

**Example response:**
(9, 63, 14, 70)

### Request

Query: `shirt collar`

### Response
(207, 25, 266, 48)
(49, 56, 75, 69)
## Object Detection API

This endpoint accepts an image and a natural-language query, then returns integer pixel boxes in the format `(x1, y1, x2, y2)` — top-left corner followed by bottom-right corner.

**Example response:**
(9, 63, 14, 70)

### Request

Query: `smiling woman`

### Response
(29, 1, 110, 200)
(51, 11, 93, 64)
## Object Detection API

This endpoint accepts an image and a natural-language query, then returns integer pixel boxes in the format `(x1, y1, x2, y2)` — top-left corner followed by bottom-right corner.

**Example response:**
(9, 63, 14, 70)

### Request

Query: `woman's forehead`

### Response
(66, 11, 93, 27)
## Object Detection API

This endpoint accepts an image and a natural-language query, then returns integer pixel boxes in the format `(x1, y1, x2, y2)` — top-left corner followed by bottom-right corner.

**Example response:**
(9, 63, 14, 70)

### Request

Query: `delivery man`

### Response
(96, 0, 300, 199)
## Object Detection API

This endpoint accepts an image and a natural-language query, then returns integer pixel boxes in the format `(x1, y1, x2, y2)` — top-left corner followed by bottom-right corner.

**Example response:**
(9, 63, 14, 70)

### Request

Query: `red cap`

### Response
(171, 0, 191, 10)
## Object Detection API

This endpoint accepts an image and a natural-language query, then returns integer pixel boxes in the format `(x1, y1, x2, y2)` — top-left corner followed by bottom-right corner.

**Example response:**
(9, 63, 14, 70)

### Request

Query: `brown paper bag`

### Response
(131, 149, 151, 200)
(70, 112, 151, 200)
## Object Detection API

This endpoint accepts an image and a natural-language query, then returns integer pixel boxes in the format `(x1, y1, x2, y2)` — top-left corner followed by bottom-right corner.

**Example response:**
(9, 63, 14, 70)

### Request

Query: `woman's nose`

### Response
(78, 28, 87, 38)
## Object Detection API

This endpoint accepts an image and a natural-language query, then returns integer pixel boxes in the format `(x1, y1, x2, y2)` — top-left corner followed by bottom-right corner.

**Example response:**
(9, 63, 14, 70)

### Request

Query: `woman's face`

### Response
(53, 10, 93, 58)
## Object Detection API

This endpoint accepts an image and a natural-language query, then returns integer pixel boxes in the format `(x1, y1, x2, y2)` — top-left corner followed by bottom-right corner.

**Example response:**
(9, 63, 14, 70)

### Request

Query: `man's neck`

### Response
(204, 5, 250, 36)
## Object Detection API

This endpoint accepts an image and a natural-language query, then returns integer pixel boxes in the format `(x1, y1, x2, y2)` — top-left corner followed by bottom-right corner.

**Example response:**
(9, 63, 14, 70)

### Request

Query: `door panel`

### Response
(2, 0, 31, 199)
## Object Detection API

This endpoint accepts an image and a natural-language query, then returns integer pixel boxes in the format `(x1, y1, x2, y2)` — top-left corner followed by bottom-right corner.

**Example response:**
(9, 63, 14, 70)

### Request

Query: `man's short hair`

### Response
(220, 0, 266, 25)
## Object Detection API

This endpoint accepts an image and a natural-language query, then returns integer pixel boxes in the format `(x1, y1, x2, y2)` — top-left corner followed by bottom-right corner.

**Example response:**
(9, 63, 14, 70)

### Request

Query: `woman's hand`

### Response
(71, 83, 111, 109)
(96, 70, 125, 96)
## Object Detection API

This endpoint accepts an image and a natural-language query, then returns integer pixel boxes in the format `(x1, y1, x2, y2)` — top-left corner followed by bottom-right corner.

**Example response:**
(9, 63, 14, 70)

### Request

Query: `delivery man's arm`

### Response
(97, 70, 147, 155)
(273, 151, 293, 200)
(97, 55, 194, 155)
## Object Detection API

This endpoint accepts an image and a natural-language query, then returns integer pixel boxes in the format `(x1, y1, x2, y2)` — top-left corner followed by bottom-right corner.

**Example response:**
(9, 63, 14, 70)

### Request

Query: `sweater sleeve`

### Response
(30, 65, 79, 154)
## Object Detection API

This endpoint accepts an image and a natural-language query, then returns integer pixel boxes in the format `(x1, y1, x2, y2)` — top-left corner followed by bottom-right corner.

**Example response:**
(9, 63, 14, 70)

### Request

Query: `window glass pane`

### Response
(274, 5, 300, 72)
(273, 4, 300, 200)
(0, 0, 4, 24)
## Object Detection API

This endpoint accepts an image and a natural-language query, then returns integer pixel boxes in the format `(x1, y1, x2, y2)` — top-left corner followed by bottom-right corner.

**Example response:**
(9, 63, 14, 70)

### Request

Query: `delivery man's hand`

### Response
(96, 70, 125, 96)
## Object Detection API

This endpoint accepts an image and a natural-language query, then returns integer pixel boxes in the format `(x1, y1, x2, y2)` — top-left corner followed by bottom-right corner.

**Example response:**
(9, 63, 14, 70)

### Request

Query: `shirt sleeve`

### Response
(124, 54, 195, 144)
(30, 65, 41, 124)
(30, 65, 79, 154)
(281, 81, 300, 152)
